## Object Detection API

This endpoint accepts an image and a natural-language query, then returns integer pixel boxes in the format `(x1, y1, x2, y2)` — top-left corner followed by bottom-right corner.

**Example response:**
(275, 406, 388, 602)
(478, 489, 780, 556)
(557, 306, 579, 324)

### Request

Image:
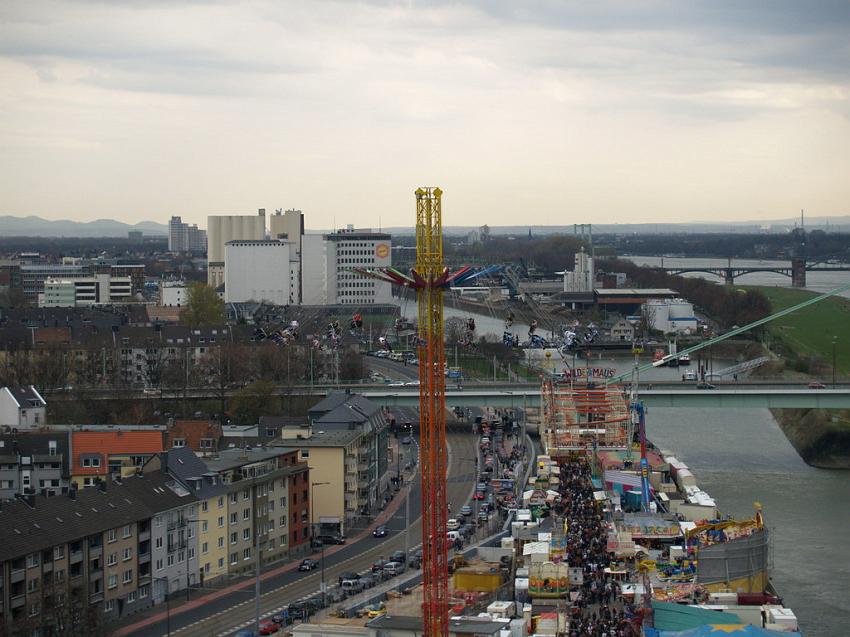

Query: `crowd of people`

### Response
(555, 455, 640, 637)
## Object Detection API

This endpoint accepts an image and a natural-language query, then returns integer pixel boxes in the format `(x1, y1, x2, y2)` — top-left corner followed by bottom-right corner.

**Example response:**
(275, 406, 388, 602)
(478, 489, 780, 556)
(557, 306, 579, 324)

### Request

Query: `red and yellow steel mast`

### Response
(415, 187, 449, 637)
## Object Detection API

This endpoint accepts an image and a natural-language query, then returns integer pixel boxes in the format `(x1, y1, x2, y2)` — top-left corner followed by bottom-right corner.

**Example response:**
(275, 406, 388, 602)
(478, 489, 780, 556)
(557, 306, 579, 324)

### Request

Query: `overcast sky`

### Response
(2, 1, 849, 230)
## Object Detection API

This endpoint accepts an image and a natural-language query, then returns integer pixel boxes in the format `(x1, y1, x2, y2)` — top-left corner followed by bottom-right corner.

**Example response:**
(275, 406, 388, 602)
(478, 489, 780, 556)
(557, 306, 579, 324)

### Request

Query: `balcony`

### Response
(138, 528, 151, 542)
(357, 478, 369, 490)
(89, 591, 104, 604)
(42, 561, 53, 573)
(88, 545, 103, 559)
(10, 595, 25, 610)
(138, 551, 151, 564)
(69, 551, 83, 565)
(10, 569, 25, 584)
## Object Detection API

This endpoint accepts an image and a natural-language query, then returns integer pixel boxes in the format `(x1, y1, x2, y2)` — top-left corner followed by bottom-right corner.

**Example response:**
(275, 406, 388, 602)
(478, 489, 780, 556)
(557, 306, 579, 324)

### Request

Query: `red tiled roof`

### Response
(71, 430, 164, 475)
(167, 420, 221, 452)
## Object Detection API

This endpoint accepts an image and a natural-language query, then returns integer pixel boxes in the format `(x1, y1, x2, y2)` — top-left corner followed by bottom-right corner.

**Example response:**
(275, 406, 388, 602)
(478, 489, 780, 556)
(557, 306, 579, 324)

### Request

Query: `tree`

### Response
(180, 283, 225, 327)
(230, 379, 278, 424)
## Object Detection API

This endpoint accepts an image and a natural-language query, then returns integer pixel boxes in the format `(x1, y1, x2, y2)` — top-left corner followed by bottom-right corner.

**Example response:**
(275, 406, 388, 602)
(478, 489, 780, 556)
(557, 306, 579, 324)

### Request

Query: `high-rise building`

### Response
(168, 216, 207, 253)
(206, 210, 267, 288)
(301, 227, 392, 305)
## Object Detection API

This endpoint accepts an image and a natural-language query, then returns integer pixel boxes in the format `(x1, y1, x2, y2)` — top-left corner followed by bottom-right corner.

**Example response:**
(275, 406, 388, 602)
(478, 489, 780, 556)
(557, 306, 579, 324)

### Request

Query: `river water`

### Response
(396, 260, 850, 635)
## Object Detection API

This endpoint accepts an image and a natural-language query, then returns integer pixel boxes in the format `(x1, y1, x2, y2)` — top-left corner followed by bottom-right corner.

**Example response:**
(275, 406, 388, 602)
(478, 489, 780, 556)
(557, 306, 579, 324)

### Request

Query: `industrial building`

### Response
(207, 210, 267, 288)
(224, 239, 300, 306)
(645, 298, 698, 334)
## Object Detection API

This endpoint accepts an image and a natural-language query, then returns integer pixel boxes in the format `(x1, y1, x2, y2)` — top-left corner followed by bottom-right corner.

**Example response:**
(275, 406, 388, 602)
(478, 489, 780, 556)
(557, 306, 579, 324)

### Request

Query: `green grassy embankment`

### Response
(750, 286, 850, 376)
(749, 286, 850, 468)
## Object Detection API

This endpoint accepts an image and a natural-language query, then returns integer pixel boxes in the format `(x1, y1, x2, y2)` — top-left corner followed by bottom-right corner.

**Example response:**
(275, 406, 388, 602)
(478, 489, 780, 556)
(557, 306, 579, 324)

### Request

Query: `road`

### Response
(115, 427, 477, 637)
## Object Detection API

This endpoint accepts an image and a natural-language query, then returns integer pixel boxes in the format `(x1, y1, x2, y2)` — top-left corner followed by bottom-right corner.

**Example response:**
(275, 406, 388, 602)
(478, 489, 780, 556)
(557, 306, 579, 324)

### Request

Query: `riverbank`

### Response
(771, 408, 850, 469)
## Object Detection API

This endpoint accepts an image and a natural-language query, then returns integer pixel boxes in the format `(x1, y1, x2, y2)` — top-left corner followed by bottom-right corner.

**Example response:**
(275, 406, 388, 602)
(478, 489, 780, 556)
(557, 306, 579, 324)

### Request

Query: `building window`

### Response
(188, 547, 195, 561)
(123, 569, 133, 583)
(202, 520, 208, 533)
(300, 449, 310, 459)
(29, 603, 40, 617)
(177, 551, 185, 564)
(123, 524, 132, 538)
(27, 579, 39, 593)
(82, 456, 101, 468)
(107, 553, 117, 567)
(156, 559, 163, 571)
(105, 599, 115, 612)
(167, 555, 174, 567)
(242, 489, 249, 500)
(218, 537, 224, 548)
(123, 547, 132, 561)
(127, 590, 137, 603)
(230, 513, 237, 525)
(139, 585, 149, 599)
(172, 439, 185, 448)
(202, 542, 208, 555)
(217, 496, 224, 508)
(218, 557, 225, 569)
(201, 502, 208, 513)
(242, 508, 250, 521)
(230, 532, 237, 545)
(54, 546, 64, 560)
(230, 552, 238, 565)
(27, 553, 40, 568)
(243, 528, 250, 541)
(229, 493, 237, 504)
(218, 516, 224, 528)
(108, 575, 118, 589)
(155, 537, 163, 549)
(243, 548, 251, 561)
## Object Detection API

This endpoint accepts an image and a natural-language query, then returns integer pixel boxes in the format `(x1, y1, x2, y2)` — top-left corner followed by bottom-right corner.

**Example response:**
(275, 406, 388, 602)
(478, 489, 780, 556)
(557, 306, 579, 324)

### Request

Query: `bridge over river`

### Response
(660, 257, 850, 286)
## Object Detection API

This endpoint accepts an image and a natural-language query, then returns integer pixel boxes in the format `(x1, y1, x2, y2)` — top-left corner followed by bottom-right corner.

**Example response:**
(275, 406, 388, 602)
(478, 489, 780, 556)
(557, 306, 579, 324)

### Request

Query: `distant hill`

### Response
(0, 216, 168, 237)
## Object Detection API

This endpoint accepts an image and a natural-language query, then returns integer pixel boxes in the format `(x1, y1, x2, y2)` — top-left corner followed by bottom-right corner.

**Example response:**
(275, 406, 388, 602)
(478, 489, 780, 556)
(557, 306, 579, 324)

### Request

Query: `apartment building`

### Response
(0, 470, 199, 634)
(0, 386, 47, 431)
(168, 216, 207, 253)
(270, 393, 392, 535)
(0, 433, 70, 500)
(39, 274, 133, 308)
(204, 447, 310, 575)
(146, 447, 228, 584)
(69, 430, 164, 488)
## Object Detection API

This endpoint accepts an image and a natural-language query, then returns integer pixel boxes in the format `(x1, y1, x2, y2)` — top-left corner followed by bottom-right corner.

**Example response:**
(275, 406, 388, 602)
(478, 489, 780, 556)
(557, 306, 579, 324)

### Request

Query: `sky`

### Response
(1, 0, 850, 230)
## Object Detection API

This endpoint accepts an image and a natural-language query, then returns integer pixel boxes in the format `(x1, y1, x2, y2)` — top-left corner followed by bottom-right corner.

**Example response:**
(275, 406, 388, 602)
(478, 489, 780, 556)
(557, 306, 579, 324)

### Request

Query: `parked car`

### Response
(696, 382, 717, 390)
(390, 550, 407, 564)
(383, 561, 405, 576)
(472, 491, 485, 500)
(337, 571, 360, 585)
(460, 505, 473, 516)
(478, 510, 490, 522)
(259, 619, 280, 635)
(808, 382, 827, 389)
(298, 558, 319, 572)
(367, 603, 387, 618)
(286, 602, 308, 620)
(446, 518, 461, 531)
(373, 525, 388, 538)
(341, 579, 365, 594)
(401, 435, 412, 445)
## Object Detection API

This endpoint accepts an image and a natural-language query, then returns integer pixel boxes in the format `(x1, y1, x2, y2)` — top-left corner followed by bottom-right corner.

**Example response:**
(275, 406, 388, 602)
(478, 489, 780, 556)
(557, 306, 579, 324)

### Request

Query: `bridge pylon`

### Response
(791, 258, 806, 287)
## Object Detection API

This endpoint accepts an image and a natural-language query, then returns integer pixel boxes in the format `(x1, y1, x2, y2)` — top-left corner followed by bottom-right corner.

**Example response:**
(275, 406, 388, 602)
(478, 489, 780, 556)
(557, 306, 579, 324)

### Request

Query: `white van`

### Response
(447, 530, 462, 542)
(446, 518, 461, 531)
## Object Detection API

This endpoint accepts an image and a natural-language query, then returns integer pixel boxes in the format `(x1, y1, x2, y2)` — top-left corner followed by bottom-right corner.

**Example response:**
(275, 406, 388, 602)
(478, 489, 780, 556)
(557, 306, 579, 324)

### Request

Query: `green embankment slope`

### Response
(752, 286, 850, 375)
(750, 286, 850, 468)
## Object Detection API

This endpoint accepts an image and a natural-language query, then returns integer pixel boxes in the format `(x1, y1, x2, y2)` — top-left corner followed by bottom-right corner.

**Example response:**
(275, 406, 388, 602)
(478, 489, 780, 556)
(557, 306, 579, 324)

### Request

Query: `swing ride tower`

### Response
(415, 187, 450, 637)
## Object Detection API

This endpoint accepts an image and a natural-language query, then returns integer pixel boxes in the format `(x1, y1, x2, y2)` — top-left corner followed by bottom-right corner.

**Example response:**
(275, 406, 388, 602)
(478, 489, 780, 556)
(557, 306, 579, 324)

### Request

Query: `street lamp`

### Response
(311, 481, 330, 607)
(833, 336, 838, 388)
